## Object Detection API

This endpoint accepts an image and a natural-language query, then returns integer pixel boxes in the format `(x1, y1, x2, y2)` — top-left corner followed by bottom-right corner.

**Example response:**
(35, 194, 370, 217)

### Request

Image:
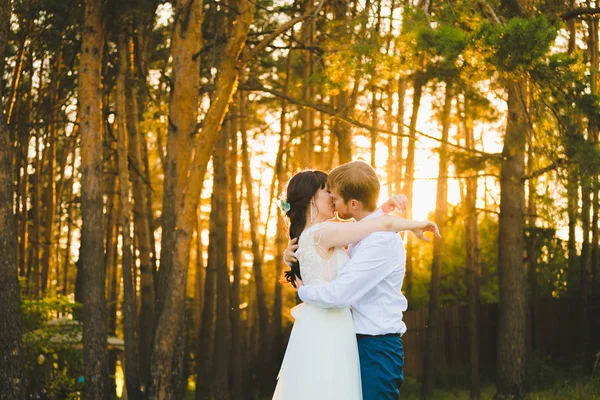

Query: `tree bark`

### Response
(421, 80, 453, 400)
(116, 32, 142, 400)
(212, 124, 230, 400)
(79, 0, 109, 396)
(0, 134, 26, 400)
(241, 92, 271, 377)
(0, 0, 26, 394)
(272, 50, 292, 368)
(395, 77, 407, 194)
(153, 1, 203, 396)
(590, 16, 600, 296)
(156, 0, 203, 319)
(566, 13, 580, 287)
(463, 96, 481, 400)
(40, 49, 63, 294)
(332, 0, 353, 164)
(150, 0, 257, 396)
(495, 79, 528, 399)
(526, 133, 540, 364)
(195, 186, 218, 400)
(228, 100, 244, 400)
(125, 32, 155, 390)
(194, 205, 205, 341)
(299, 0, 315, 167)
(401, 73, 425, 299)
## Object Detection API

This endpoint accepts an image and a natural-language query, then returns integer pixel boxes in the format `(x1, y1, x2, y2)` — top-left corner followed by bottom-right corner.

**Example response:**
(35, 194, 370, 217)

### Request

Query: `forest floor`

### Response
(399, 374, 600, 399)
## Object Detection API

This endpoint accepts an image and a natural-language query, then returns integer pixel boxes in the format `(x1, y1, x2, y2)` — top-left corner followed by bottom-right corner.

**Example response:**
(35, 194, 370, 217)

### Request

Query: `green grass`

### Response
(399, 375, 600, 400)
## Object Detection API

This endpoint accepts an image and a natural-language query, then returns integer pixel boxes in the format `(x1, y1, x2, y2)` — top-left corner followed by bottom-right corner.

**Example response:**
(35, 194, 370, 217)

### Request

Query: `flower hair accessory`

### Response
(277, 197, 291, 213)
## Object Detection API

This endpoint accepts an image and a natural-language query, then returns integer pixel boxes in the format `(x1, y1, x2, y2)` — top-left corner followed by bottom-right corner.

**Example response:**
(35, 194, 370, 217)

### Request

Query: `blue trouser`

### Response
(357, 334, 404, 400)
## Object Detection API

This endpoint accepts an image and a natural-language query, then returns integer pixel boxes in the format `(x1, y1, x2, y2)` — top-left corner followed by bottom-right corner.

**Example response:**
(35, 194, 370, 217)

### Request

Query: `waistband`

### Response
(356, 333, 401, 340)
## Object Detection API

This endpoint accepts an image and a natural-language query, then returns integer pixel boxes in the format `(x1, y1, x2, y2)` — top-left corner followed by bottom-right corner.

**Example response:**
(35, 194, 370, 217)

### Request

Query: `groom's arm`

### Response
(298, 234, 402, 308)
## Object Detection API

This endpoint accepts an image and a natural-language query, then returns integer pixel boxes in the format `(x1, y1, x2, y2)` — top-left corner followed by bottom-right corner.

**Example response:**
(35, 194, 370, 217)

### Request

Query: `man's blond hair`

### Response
(327, 161, 380, 211)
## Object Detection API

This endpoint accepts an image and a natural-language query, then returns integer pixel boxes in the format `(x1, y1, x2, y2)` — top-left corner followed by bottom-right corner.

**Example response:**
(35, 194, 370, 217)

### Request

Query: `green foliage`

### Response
(478, 16, 557, 75)
(409, 207, 499, 309)
(418, 24, 467, 77)
(21, 296, 84, 399)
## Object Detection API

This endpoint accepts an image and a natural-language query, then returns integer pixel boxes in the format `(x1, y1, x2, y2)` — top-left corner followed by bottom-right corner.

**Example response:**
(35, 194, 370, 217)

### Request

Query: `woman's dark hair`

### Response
(283, 170, 328, 287)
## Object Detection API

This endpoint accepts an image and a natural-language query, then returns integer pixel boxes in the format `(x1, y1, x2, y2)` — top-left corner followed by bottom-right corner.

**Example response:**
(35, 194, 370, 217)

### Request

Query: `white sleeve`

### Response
(298, 234, 397, 308)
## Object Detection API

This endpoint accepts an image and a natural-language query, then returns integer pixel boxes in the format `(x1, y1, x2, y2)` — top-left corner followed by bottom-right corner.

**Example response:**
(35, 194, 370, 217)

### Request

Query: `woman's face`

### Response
(312, 187, 335, 221)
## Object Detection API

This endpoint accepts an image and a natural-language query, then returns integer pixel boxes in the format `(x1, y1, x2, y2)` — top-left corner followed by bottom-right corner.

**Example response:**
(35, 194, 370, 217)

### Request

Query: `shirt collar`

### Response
(360, 207, 384, 222)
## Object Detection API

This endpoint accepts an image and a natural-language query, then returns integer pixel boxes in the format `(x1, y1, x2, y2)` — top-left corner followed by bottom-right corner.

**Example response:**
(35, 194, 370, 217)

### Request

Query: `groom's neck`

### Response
(353, 208, 375, 221)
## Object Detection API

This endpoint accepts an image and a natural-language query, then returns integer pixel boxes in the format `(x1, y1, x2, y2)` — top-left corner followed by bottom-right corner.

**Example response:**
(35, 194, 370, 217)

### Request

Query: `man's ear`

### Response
(349, 199, 360, 210)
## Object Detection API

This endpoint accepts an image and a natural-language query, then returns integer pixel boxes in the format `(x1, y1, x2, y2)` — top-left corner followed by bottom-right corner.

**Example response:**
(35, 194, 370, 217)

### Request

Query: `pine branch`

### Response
(241, 0, 327, 63)
(522, 158, 567, 181)
(240, 84, 500, 158)
(561, 8, 600, 20)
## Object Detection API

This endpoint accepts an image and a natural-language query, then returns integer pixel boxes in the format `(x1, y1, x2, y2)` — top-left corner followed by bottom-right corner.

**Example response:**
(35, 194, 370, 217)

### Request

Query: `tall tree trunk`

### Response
(578, 11, 598, 356)
(300, 1, 315, 167)
(395, 77, 406, 194)
(526, 132, 539, 363)
(62, 186, 74, 295)
(0, 135, 26, 400)
(272, 50, 291, 368)
(106, 194, 119, 397)
(495, 79, 528, 399)
(463, 96, 481, 400)
(0, 0, 26, 394)
(195, 186, 218, 400)
(401, 73, 425, 299)
(149, 1, 257, 397)
(6, 18, 30, 127)
(16, 58, 33, 279)
(228, 100, 243, 400)
(29, 127, 42, 295)
(156, 0, 203, 319)
(153, 1, 203, 397)
(566, 13, 580, 285)
(125, 32, 155, 390)
(105, 150, 119, 348)
(421, 80, 453, 400)
(194, 205, 205, 339)
(590, 16, 600, 296)
(40, 51, 62, 294)
(369, 0, 382, 168)
(79, 0, 110, 397)
(116, 32, 142, 400)
(213, 125, 230, 400)
(332, 0, 353, 163)
(240, 92, 271, 391)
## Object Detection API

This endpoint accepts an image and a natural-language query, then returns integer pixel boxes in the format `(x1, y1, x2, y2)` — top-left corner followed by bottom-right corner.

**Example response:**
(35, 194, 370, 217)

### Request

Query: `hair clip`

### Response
(277, 197, 291, 213)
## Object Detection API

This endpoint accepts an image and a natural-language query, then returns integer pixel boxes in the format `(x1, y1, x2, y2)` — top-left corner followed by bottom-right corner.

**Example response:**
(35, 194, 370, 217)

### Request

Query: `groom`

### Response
(289, 160, 409, 400)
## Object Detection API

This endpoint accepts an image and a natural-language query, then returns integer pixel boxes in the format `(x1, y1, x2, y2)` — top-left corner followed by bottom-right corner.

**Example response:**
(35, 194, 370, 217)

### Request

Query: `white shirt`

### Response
(298, 209, 408, 335)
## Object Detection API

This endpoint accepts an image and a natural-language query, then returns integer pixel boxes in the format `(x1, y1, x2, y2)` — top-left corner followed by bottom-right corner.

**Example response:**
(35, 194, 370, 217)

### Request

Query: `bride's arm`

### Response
(316, 217, 439, 250)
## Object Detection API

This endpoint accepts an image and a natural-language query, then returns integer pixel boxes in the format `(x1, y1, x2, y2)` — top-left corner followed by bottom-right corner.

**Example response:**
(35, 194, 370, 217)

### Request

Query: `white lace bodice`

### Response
(296, 222, 350, 285)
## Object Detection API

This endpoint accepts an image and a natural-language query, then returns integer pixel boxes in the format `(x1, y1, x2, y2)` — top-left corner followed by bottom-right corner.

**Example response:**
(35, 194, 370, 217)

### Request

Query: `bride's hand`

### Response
(284, 238, 298, 266)
(411, 221, 441, 242)
(381, 194, 408, 214)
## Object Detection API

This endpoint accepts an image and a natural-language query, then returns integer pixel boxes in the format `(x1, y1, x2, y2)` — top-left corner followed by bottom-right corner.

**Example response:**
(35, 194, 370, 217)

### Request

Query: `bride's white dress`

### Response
(272, 223, 362, 400)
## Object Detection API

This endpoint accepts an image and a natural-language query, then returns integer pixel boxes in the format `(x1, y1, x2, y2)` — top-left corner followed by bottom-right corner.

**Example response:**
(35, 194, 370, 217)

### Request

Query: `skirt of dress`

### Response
(272, 303, 362, 400)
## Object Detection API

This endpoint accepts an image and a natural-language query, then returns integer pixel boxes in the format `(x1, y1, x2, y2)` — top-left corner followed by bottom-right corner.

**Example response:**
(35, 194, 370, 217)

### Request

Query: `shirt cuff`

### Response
(298, 286, 307, 301)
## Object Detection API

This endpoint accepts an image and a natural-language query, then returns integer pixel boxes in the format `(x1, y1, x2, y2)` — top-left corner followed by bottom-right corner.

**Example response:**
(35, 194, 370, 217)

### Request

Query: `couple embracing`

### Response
(272, 161, 440, 400)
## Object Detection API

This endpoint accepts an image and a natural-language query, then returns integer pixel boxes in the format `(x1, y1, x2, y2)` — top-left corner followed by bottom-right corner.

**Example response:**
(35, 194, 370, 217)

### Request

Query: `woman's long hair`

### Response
(282, 170, 328, 287)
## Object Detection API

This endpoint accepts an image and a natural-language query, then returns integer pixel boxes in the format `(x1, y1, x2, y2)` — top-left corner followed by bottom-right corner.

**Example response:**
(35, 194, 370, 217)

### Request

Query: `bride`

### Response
(272, 169, 438, 400)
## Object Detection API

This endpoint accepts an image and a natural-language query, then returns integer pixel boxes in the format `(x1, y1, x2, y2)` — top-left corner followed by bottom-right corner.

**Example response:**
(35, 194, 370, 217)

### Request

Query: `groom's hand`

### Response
(382, 194, 408, 214)
(295, 277, 304, 289)
(284, 238, 298, 266)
